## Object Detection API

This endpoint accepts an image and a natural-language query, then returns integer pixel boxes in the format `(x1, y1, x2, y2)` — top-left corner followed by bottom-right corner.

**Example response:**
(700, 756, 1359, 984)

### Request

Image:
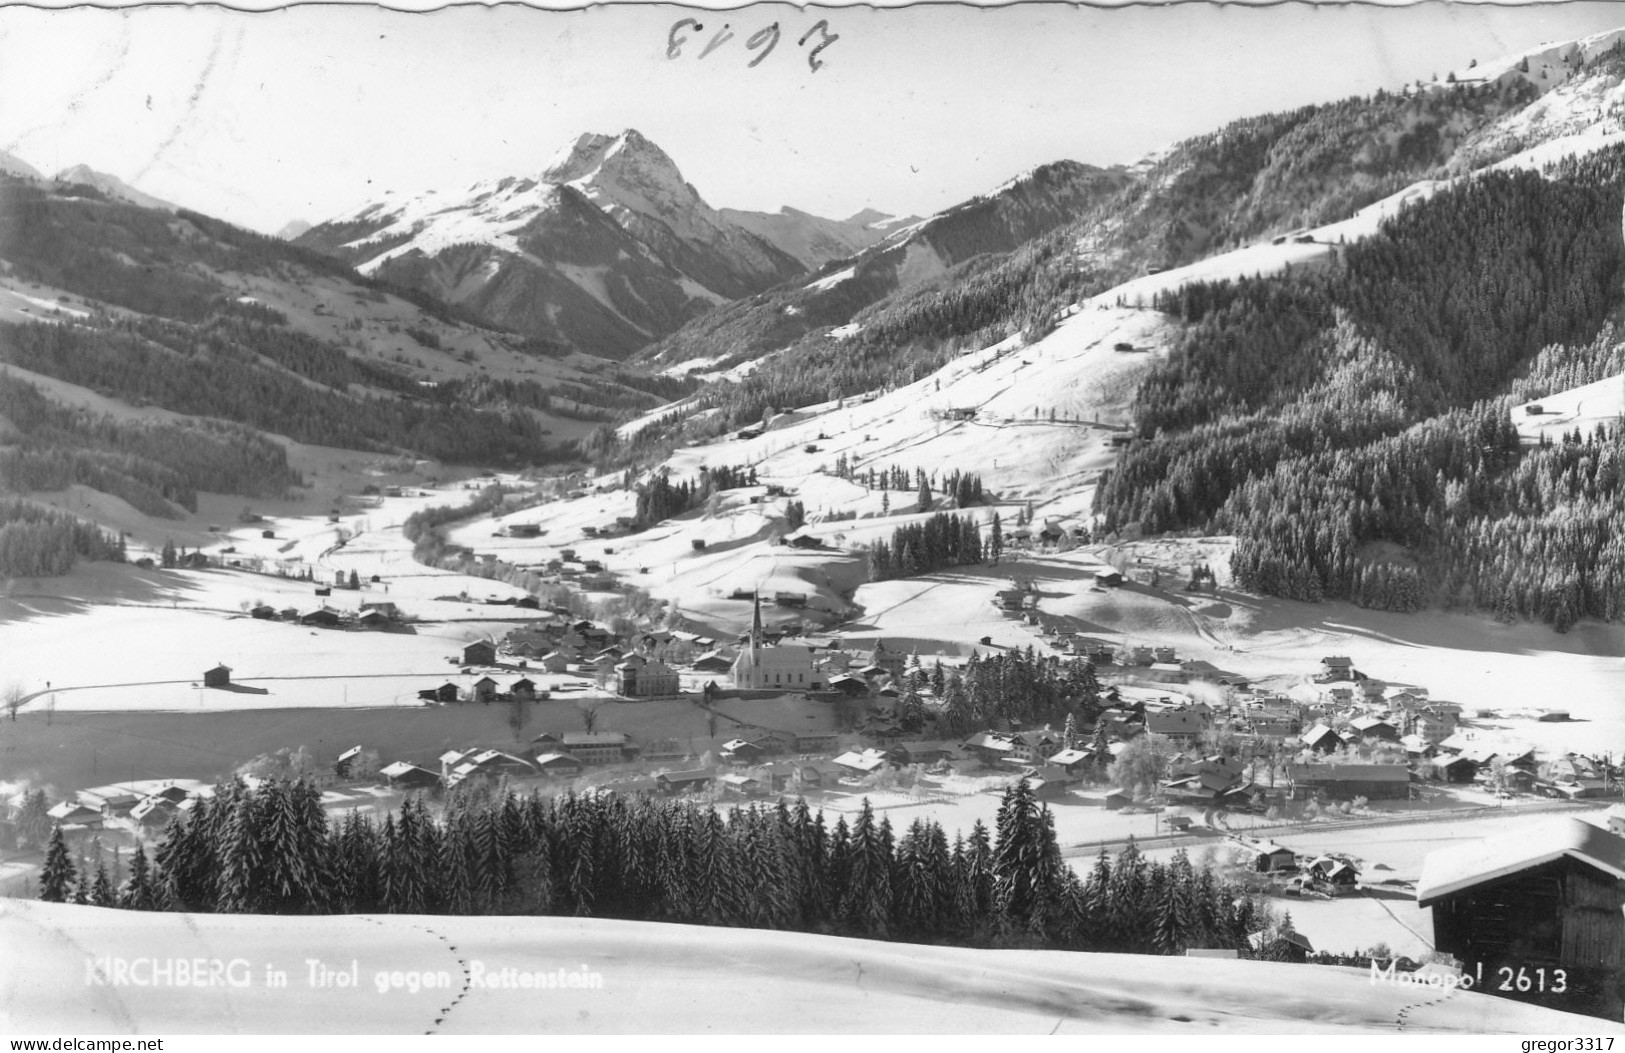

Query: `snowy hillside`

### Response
(3, 900, 1615, 1034)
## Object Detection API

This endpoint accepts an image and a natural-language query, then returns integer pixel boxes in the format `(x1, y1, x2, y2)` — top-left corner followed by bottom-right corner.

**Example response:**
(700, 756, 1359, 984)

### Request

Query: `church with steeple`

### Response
(731, 592, 824, 690)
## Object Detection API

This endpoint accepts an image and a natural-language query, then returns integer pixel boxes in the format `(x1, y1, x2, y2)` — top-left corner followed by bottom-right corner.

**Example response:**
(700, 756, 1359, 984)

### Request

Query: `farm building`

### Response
(1093, 569, 1125, 588)
(203, 664, 232, 688)
(462, 641, 497, 666)
(1318, 656, 1355, 681)
(472, 676, 500, 703)
(300, 609, 342, 628)
(1419, 818, 1625, 1021)
(1287, 763, 1411, 800)
(510, 678, 538, 701)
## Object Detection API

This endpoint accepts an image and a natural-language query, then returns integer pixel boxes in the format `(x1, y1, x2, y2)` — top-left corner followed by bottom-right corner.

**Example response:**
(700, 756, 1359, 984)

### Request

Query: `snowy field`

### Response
(2, 900, 1615, 1034)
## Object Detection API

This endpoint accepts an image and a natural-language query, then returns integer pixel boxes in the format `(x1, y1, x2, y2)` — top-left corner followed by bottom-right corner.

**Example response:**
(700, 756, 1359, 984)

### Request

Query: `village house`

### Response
(1419, 818, 1625, 1021)
(1300, 724, 1345, 754)
(964, 732, 1016, 767)
(1542, 754, 1611, 798)
(833, 748, 890, 777)
(1348, 715, 1400, 743)
(1008, 730, 1060, 763)
(472, 676, 500, 704)
(655, 769, 715, 795)
(1431, 754, 1480, 784)
(692, 650, 734, 674)
(1412, 711, 1456, 745)
(795, 760, 849, 789)
(717, 773, 763, 797)
(334, 745, 363, 779)
(869, 640, 907, 678)
(556, 731, 632, 765)
(301, 608, 343, 628)
(794, 731, 841, 753)
(618, 658, 680, 698)
(380, 762, 441, 791)
(462, 640, 497, 666)
(47, 801, 103, 828)
(721, 739, 767, 765)
(1145, 709, 1206, 743)
(1236, 837, 1297, 873)
(531, 753, 585, 779)
(510, 678, 538, 702)
(1318, 655, 1355, 681)
(1047, 747, 1094, 776)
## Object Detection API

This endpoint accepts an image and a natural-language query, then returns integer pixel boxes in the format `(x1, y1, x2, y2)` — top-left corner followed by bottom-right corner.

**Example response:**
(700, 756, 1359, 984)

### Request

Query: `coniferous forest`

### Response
(39, 777, 1281, 958)
(1094, 168, 1625, 627)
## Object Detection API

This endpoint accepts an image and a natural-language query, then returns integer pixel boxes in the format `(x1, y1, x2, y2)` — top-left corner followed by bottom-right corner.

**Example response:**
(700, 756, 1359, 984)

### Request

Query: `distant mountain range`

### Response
(295, 130, 913, 359)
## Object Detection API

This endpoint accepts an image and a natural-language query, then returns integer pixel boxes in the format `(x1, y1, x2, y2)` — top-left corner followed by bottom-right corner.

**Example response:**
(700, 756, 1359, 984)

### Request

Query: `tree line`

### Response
(39, 776, 1286, 959)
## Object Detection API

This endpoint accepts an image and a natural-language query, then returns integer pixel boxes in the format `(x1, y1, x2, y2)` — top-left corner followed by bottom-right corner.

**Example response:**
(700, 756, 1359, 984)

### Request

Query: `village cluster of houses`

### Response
(22, 781, 215, 844)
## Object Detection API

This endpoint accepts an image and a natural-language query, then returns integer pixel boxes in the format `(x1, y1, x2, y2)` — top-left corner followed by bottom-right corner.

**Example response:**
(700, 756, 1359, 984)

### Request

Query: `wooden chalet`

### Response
(462, 640, 497, 666)
(1419, 818, 1625, 1021)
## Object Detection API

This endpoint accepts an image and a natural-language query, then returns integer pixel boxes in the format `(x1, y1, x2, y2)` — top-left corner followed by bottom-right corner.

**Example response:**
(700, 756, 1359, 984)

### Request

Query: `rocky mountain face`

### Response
(297, 130, 908, 359)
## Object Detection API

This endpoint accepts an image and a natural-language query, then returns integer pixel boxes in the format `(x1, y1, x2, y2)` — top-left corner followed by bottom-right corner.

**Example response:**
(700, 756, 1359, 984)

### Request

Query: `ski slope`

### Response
(3, 900, 1616, 1034)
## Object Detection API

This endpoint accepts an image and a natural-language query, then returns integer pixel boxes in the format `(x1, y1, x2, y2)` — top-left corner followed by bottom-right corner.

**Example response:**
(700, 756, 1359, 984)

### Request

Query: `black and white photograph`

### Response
(3, 0, 1625, 1036)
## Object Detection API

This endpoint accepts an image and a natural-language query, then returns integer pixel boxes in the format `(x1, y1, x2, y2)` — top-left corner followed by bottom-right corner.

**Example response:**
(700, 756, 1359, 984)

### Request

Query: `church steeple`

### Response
(751, 590, 764, 648)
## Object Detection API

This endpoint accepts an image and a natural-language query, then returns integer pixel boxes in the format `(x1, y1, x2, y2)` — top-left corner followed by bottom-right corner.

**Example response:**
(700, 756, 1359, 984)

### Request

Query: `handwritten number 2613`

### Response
(667, 19, 839, 73)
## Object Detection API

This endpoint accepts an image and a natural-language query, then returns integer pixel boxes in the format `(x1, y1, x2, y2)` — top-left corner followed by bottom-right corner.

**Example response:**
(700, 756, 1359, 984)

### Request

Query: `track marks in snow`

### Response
(359, 917, 474, 1034)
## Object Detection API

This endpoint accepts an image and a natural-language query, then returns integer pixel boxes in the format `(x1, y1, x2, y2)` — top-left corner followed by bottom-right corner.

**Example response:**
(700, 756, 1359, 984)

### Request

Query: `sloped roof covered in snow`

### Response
(1417, 818, 1625, 906)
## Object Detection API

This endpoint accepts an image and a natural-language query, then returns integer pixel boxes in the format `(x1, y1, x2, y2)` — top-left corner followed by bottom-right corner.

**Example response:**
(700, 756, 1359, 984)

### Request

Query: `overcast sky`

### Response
(3, 2, 1624, 233)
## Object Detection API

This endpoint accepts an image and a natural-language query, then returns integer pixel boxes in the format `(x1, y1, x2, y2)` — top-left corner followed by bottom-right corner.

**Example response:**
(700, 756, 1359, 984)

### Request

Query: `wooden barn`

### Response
(1418, 818, 1625, 1022)
(203, 664, 232, 688)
